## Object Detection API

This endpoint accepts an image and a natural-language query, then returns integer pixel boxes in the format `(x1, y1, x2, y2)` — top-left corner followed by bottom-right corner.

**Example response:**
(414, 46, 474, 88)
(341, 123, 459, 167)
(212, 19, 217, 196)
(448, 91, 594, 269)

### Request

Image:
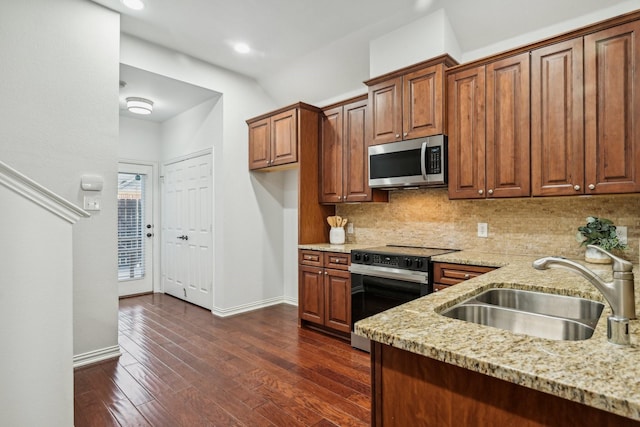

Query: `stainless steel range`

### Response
(349, 245, 457, 351)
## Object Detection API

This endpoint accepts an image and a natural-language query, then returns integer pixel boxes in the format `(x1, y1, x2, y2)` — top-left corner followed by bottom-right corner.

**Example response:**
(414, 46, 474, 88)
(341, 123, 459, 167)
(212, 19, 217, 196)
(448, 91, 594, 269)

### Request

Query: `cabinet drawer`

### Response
(299, 250, 323, 267)
(433, 262, 495, 286)
(324, 252, 350, 270)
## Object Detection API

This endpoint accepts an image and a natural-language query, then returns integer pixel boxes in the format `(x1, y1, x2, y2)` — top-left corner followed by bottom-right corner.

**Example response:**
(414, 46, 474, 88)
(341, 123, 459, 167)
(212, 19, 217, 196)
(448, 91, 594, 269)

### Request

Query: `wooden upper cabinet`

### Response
(531, 38, 585, 196)
(485, 53, 530, 198)
(403, 64, 444, 139)
(247, 107, 298, 170)
(320, 97, 386, 203)
(248, 117, 271, 170)
(366, 55, 457, 146)
(447, 65, 486, 199)
(368, 77, 403, 145)
(448, 53, 529, 199)
(343, 99, 375, 202)
(320, 106, 343, 203)
(248, 103, 333, 244)
(584, 20, 640, 194)
(270, 108, 298, 167)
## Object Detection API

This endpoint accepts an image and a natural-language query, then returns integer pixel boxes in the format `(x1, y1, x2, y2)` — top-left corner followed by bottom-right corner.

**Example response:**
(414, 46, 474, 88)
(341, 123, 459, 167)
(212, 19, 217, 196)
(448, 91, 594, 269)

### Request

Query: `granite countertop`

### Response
(354, 250, 640, 421)
(298, 243, 374, 254)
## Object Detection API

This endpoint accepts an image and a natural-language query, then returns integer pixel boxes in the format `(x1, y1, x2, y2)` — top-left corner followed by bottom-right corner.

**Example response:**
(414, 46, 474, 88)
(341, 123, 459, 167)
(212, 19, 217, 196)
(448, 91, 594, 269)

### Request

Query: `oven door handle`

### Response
(349, 264, 429, 284)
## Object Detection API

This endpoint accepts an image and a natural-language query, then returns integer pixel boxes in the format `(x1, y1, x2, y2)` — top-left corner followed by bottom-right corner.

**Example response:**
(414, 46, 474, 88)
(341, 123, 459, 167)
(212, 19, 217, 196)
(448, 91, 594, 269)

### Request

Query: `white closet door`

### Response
(162, 153, 213, 309)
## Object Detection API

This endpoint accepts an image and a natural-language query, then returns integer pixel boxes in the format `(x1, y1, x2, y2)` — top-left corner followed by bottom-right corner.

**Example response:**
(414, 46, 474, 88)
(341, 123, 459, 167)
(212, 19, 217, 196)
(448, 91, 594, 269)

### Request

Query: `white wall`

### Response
(0, 0, 120, 362)
(121, 35, 290, 314)
(369, 9, 462, 77)
(161, 97, 221, 161)
(461, 0, 640, 62)
(119, 115, 162, 162)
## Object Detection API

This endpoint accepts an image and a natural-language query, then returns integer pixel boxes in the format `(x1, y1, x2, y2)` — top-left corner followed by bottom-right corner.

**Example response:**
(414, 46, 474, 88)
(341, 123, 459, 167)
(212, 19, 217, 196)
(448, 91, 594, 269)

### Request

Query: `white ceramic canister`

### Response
(329, 226, 345, 244)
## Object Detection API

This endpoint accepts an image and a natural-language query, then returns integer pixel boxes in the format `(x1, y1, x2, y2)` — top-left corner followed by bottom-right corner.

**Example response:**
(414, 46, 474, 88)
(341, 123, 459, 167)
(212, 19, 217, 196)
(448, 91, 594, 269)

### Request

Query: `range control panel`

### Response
(351, 251, 428, 272)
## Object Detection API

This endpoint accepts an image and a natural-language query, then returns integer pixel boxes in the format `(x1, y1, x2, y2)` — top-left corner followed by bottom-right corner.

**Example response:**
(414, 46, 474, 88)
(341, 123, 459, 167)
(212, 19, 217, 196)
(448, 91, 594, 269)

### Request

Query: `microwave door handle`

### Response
(420, 141, 428, 180)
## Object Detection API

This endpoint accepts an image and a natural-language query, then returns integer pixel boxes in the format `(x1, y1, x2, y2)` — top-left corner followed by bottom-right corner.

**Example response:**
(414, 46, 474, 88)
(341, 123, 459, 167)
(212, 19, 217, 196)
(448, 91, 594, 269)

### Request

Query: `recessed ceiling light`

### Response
(234, 43, 251, 54)
(126, 97, 153, 115)
(121, 0, 145, 11)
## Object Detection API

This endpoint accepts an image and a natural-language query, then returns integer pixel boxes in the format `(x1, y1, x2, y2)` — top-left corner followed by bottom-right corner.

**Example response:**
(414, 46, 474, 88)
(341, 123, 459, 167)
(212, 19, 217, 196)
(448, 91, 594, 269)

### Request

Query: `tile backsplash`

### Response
(336, 189, 640, 262)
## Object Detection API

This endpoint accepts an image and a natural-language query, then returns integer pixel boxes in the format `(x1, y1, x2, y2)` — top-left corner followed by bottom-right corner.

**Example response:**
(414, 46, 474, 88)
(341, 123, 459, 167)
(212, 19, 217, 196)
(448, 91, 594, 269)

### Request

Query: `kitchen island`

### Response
(355, 251, 640, 426)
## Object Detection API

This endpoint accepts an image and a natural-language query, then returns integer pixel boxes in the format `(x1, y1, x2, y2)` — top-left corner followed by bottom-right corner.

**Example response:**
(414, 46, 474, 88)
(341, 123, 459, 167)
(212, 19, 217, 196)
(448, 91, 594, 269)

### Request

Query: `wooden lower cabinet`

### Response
(432, 262, 495, 292)
(298, 250, 351, 335)
(372, 342, 639, 426)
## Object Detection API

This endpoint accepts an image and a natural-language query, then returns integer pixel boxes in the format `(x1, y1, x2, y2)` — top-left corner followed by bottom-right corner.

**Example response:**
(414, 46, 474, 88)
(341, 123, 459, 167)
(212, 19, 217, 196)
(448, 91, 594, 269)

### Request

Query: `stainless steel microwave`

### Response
(368, 135, 447, 189)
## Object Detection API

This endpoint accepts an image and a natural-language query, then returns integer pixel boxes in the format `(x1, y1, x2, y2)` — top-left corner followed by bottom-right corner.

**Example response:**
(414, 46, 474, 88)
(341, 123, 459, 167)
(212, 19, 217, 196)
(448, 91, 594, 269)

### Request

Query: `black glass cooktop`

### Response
(357, 245, 458, 258)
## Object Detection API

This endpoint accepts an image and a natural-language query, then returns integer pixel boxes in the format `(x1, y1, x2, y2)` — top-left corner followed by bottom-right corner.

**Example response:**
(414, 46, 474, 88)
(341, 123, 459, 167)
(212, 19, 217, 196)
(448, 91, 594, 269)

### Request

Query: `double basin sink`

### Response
(439, 287, 605, 341)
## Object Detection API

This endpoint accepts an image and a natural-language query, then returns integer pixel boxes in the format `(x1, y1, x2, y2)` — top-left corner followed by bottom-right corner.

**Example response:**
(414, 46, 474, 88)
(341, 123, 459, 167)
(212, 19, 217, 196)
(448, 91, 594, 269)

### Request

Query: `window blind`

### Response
(118, 173, 146, 281)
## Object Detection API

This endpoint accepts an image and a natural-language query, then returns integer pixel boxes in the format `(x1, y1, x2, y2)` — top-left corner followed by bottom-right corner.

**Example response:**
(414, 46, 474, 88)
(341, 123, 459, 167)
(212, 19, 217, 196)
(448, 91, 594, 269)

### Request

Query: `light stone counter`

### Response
(297, 243, 375, 254)
(355, 251, 640, 421)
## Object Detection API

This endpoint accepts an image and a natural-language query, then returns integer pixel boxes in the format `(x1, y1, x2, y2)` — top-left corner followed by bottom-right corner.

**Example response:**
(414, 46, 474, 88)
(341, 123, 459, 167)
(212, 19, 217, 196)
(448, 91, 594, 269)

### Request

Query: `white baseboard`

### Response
(73, 345, 121, 369)
(211, 296, 296, 317)
(282, 296, 298, 306)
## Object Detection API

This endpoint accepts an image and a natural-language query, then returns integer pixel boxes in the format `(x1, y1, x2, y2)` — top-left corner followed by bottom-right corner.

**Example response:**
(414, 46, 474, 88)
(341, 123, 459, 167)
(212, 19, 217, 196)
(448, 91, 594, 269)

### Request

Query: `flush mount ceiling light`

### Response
(234, 42, 251, 54)
(126, 97, 153, 115)
(121, 0, 145, 11)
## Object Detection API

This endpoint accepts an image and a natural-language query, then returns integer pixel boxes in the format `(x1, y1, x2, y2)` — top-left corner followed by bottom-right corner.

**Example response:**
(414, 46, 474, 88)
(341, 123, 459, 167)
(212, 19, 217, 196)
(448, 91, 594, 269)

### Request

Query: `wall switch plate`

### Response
(347, 222, 354, 234)
(83, 195, 101, 211)
(616, 226, 628, 245)
(478, 223, 488, 238)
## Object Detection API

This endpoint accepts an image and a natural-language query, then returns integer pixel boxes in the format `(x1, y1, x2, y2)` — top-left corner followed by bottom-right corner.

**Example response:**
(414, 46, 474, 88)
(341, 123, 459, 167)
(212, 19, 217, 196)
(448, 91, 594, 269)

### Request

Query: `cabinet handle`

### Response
(478, 189, 484, 195)
(574, 185, 581, 191)
(487, 189, 493, 195)
(588, 184, 596, 190)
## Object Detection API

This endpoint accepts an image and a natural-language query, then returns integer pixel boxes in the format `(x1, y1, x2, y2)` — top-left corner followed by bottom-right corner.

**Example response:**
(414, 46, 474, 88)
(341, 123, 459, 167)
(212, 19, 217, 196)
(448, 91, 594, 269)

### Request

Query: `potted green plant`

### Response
(576, 216, 627, 263)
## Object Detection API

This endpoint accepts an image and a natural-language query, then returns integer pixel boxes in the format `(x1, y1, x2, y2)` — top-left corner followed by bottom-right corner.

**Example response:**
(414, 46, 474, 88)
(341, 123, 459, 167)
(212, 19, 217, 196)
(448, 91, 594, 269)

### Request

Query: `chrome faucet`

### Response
(533, 245, 636, 345)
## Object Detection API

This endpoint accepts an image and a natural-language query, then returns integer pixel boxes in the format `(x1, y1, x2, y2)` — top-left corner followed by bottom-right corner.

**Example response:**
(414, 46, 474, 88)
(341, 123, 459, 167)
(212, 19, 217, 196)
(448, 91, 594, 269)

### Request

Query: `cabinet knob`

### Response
(478, 189, 484, 195)
(464, 274, 471, 279)
(324, 271, 328, 275)
(403, 132, 408, 137)
(395, 134, 400, 138)
(574, 185, 581, 191)
(588, 184, 596, 190)
(318, 270, 322, 275)
(487, 189, 493, 195)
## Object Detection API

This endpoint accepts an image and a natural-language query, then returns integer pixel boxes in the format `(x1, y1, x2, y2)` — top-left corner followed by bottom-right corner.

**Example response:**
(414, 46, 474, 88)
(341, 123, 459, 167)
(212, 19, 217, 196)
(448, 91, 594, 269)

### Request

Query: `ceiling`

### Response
(94, 0, 635, 121)
(119, 64, 220, 122)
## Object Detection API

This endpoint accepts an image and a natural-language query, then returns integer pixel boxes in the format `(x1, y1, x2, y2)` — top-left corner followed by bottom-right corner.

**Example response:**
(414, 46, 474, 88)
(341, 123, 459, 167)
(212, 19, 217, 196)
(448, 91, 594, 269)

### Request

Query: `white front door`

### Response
(117, 163, 154, 297)
(162, 153, 213, 309)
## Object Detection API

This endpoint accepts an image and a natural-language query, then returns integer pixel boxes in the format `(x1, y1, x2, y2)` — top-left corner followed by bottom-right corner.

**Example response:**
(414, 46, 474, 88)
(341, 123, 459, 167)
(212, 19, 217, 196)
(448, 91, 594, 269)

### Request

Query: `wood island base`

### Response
(371, 342, 640, 426)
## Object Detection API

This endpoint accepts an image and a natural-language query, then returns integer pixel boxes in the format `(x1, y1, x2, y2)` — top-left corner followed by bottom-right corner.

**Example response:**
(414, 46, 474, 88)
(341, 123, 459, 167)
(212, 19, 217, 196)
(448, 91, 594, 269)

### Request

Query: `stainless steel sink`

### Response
(439, 288, 605, 341)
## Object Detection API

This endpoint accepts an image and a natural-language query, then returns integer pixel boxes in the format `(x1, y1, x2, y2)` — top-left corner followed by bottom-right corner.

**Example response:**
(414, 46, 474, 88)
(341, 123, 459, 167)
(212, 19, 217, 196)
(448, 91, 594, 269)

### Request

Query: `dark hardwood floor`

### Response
(74, 294, 371, 426)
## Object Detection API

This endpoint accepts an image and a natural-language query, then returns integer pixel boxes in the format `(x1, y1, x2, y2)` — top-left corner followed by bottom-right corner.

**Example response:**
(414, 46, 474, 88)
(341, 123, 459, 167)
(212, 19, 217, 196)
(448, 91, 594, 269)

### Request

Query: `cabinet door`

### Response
(343, 99, 372, 202)
(368, 77, 403, 145)
(403, 64, 443, 139)
(485, 53, 531, 198)
(585, 21, 640, 194)
(248, 117, 271, 170)
(299, 265, 324, 325)
(447, 66, 486, 199)
(320, 106, 344, 203)
(271, 108, 298, 167)
(531, 38, 584, 196)
(324, 269, 351, 333)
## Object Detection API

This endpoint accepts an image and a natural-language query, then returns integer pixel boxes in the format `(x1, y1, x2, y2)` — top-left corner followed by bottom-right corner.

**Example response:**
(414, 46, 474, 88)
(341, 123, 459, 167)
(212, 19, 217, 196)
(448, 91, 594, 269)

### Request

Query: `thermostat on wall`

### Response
(81, 174, 104, 191)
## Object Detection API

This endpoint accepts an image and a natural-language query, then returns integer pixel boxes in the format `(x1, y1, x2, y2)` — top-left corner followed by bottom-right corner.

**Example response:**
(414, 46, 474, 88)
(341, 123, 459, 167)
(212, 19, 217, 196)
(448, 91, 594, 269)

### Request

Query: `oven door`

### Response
(349, 264, 430, 351)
